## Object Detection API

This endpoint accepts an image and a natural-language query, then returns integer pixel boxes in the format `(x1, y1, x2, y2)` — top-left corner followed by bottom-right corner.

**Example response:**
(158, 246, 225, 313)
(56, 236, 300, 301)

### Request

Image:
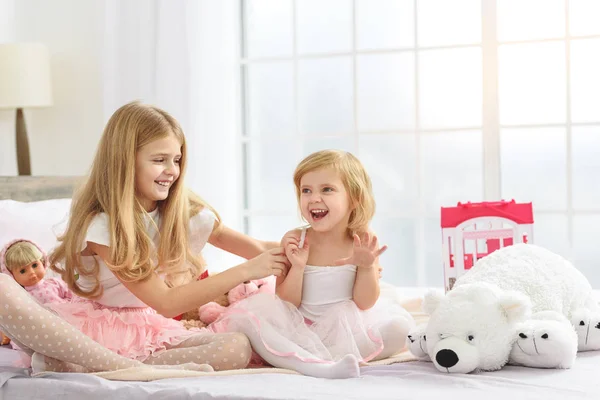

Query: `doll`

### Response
(0, 239, 74, 346)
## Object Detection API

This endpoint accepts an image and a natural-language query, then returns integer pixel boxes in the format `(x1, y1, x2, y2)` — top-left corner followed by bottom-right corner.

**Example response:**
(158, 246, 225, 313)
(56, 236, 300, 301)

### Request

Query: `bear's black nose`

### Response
(436, 349, 459, 368)
(519, 333, 528, 339)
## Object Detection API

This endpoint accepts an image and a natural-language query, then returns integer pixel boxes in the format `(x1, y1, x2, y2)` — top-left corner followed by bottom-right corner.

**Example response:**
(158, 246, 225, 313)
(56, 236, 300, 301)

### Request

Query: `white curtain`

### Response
(102, 0, 244, 271)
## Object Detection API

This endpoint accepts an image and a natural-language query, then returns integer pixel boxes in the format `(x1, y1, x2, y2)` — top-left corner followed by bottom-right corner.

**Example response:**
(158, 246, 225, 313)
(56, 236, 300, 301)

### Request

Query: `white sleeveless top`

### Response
(77, 208, 215, 307)
(299, 264, 357, 321)
(296, 227, 358, 321)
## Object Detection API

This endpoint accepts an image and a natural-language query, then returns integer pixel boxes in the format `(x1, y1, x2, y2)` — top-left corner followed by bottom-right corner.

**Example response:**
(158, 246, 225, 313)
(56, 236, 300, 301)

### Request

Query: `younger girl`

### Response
(0, 101, 287, 373)
(211, 150, 414, 378)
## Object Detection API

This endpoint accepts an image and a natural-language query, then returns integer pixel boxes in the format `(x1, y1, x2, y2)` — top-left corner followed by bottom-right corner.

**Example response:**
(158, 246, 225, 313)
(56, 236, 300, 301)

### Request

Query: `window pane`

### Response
(570, 0, 600, 37)
(298, 57, 354, 135)
(500, 128, 567, 210)
(356, 0, 414, 50)
(296, 0, 352, 54)
(357, 53, 415, 132)
(359, 133, 419, 214)
(421, 131, 483, 215)
(417, 0, 481, 47)
(304, 136, 356, 156)
(424, 217, 444, 287)
(572, 126, 600, 210)
(419, 48, 482, 129)
(245, 62, 294, 137)
(571, 38, 600, 123)
(246, 140, 303, 213)
(370, 217, 417, 286)
(497, 0, 565, 42)
(533, 214, 570, 260)
(244, 0, 293, 58)
(499, 42, 566, 125)
(248, 215, 305, 241)
(573, 214, 600, 288)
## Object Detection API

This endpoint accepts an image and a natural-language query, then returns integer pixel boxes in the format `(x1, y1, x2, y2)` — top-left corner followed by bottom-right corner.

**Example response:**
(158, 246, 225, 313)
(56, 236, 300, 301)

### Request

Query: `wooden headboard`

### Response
(0, 176, 82, 201)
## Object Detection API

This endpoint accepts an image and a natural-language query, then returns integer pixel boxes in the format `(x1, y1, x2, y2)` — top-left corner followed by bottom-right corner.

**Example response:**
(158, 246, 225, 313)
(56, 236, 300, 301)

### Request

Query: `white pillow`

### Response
(0, 199, 72, 278)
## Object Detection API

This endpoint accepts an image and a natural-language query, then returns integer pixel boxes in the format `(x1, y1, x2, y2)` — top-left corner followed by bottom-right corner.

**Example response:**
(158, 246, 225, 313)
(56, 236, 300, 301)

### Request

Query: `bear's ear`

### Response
(423, 290, 445, 315)
(498, 291, 531, 323)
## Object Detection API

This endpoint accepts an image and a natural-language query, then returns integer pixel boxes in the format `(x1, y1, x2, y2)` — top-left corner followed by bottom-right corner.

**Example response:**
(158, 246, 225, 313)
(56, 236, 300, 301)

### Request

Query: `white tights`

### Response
(0, 274, 251, 373)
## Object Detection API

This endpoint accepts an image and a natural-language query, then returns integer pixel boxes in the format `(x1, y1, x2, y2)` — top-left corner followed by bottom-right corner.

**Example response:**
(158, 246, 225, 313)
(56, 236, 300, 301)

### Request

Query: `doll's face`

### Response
(11, 259, 46, 287)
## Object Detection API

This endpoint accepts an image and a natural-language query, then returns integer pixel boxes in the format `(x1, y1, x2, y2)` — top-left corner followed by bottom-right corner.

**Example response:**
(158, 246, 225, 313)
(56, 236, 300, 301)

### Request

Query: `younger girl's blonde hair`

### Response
(293, 149, 375, 236)
(5, 241, 43, 272)
(50, 101, 220, 298)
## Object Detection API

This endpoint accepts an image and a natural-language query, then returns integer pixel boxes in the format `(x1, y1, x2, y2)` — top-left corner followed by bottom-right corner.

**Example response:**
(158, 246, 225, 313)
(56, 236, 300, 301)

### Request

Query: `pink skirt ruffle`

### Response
(209, 293, 414, 363)
(45, 299, 205, 361)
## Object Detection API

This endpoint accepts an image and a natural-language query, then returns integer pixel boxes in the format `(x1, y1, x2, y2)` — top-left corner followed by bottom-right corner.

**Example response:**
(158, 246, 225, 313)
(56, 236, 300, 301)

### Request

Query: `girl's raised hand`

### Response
(285, 236, 309, 269)
(280, 230, 300, 249)
(243, 247, 289, 280)
(280, 230, 301, 267)
(334, 233, 387, 269)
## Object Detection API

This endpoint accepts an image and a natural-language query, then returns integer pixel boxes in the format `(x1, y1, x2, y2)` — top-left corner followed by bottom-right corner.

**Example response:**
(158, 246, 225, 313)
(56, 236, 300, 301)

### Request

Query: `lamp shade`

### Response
(0, 42, 53, 109)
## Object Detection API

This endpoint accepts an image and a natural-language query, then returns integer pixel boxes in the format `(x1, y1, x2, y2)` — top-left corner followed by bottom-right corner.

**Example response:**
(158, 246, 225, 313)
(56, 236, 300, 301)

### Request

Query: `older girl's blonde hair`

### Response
(293, 149, 375, 236)
(50, 101, 220, 298)
(5, 242, 43, 272)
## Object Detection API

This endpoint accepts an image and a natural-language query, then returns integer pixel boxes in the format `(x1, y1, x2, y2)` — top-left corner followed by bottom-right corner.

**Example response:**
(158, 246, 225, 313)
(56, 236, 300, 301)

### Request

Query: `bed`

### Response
(1, 176, 600, 400)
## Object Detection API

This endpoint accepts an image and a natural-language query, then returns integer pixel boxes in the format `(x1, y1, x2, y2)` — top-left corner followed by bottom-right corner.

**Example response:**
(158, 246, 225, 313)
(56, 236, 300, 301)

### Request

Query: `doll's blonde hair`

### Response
(293, 149, 375, 236)
(5, 241, 43, 272)
(50, 101, 221, 298)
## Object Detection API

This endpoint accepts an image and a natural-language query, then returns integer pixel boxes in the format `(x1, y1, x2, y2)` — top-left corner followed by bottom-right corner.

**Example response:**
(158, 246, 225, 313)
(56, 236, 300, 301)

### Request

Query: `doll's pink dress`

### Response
(24, 278, 73, 304)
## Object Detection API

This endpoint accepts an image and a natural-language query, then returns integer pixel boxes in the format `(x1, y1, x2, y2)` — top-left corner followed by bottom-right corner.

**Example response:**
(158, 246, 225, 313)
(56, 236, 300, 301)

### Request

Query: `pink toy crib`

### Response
(440, 200, 534, 292)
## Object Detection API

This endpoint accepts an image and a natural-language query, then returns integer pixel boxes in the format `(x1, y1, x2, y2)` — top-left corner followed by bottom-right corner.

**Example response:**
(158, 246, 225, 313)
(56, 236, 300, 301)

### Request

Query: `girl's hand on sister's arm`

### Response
(334, 232, 387, 270)
(243, 247, 289, 280)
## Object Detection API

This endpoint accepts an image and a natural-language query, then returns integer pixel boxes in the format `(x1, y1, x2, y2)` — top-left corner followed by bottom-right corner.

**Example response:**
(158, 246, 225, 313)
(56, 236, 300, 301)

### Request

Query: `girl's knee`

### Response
(229, 332, 251, 352)
(231, 332, 250, 346)
(0, 275, 20, 306)
(0, 273, 14, 287)
(228, 332, 252, 367)
(393, 317, 412, 333)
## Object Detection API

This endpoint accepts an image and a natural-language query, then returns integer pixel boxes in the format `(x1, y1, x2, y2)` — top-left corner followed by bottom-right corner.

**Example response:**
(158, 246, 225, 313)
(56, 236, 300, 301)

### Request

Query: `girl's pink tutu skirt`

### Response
(45, 299, 204, 361)
(209, 292, 414, 363)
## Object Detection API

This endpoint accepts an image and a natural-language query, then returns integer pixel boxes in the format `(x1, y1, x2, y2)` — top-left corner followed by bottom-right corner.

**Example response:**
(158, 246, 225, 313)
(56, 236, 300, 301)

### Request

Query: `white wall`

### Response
(0, 0, 106, 176)
(0, 0, 242, 226)
(0, 0, 244, 270)
(0, 0, 17, 174)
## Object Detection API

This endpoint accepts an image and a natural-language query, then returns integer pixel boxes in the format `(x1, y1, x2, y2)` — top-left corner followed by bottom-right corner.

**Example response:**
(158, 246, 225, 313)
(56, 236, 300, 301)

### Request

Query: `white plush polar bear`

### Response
(406, 323, 430, 361)
(423, 243, 600, 373)
(407, 311, 577, 368)
(509, 311, 578, 369)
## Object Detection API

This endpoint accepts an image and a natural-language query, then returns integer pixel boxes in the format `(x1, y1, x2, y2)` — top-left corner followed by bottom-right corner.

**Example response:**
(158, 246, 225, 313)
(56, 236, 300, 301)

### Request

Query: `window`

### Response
(240, 0, 600, 287)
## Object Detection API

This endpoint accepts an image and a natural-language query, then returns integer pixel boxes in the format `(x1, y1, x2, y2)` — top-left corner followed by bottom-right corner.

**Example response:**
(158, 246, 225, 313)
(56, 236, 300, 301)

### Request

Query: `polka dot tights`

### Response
(0, 274, 250, 373)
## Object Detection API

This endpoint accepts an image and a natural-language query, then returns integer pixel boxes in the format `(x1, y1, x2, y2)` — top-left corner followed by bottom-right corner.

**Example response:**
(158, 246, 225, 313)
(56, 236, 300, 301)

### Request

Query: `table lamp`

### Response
(0, 42, 53, 175)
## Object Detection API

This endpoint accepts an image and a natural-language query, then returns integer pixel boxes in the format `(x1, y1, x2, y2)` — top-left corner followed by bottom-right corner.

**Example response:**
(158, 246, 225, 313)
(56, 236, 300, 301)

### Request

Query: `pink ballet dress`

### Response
(39, 208, 216, 361)
(210, 261, 414, 363)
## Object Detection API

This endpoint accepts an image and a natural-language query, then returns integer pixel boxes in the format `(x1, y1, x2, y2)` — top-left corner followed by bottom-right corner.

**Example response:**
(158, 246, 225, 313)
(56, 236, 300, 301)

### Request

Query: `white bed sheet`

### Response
(1, 353, 599, 400)
(1, 287, 599, 400)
